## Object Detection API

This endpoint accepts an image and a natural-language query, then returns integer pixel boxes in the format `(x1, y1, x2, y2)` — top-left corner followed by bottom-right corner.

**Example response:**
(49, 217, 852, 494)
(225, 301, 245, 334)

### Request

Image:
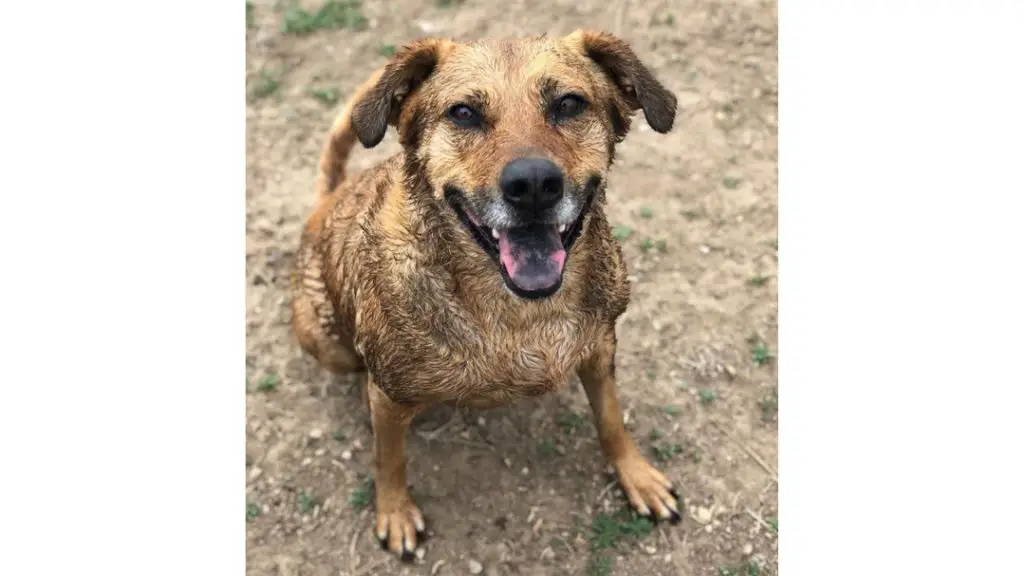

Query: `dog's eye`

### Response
(448, 104, 481, 127)
(552, 95, 588, 120)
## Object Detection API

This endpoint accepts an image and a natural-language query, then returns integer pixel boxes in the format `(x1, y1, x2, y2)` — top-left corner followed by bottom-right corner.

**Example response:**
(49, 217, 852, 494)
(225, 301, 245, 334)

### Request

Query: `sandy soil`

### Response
(246, 1, 778, 574)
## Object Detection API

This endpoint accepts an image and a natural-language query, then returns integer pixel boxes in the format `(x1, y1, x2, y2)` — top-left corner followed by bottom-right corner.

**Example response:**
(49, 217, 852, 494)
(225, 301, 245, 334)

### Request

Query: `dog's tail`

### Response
(314, 67, 384, 202)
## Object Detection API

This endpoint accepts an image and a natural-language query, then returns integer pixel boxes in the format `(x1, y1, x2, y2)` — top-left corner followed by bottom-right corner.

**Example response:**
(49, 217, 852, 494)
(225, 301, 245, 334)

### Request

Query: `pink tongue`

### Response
(497, 224, 566, 292)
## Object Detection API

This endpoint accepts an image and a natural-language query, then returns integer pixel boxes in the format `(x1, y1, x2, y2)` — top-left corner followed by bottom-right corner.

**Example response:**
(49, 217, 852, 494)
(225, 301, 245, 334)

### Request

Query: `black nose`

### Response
(499, 158, 564, 211)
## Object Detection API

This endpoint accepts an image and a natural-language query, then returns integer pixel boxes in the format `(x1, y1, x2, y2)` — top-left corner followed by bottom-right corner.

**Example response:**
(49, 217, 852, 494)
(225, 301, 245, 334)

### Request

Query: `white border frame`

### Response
(1, 1, 1022, 574)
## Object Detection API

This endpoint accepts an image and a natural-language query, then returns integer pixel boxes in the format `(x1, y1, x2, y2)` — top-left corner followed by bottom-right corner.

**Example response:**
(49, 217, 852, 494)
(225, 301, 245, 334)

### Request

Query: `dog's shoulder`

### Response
(576, 209, 631, 322)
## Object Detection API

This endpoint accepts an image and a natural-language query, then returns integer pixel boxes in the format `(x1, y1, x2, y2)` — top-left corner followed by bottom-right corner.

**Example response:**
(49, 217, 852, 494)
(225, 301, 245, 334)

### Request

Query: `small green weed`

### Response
(379, 43, 396, 57)
(760, 387, 778, 422)
(281, 0, 367, 34)
(747, 333, 775, 366)
(246, 502, 261, 521)
(309, 87, 340, 106)
(297, 490, 318, 514)
(649, 13, 675, 27)
(664, 404, 679, 415)
(723, 176, 742, 189)
(588, 510, 653, 551)
(538, 439, 555, 457)
(648, 428, 664, 441)
(256, 373, 279, 392)
(587, 554, 613, 576)
(652, 442, 683, 462)
(249, 70, 280, 101)
(752, 343, 774, 366)
(653, 439, 700, 463)
(698, 388, 716, 406)
(348, 480, 372, 510)
(748, 275, 768, 286)
(332, 428, 346, 442)
(766, 515, 778, 533)
(611, 225, 633, 241)
(639, 206, 654, 219)
(557, 411, 586, 435)
(246, 0, 255, 29)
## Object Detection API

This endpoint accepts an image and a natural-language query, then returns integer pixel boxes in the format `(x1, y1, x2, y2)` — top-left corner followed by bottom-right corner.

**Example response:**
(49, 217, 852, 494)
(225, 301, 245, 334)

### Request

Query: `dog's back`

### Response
(290, 69, 390, 374)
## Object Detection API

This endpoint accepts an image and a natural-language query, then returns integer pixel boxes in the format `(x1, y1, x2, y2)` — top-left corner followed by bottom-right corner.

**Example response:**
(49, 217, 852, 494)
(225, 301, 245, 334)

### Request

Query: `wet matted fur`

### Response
(291, 30, 680, 559)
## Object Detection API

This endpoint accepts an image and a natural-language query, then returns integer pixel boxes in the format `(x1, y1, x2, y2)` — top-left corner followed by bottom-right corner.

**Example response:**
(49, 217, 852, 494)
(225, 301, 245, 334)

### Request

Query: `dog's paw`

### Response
(614, 455, 681, 524)
(375, 496, 426, 561)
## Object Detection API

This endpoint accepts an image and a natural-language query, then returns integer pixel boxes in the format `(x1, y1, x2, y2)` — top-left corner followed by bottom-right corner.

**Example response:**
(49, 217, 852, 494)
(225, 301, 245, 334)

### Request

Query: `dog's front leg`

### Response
(367, 374, 425, 558)
(578, 334, 681, 524)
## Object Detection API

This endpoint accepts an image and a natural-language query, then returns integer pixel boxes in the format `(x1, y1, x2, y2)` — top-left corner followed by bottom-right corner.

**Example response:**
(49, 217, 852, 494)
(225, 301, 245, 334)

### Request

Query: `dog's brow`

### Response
(538, 77, 560, 102)
(538, 77, 588, 102)
(447, 89, 489, 108)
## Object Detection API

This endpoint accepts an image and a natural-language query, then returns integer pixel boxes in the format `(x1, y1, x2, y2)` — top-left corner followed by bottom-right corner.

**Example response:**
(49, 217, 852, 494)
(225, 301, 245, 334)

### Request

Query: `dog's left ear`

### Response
(566, 30, 677, 134)
(351, 37, 456, 148)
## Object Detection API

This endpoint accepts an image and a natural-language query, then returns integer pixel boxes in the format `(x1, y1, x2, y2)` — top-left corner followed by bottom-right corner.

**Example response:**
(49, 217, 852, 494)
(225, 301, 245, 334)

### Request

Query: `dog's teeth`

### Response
(559, 224, 567, 233)
(491, 229, 500, 240)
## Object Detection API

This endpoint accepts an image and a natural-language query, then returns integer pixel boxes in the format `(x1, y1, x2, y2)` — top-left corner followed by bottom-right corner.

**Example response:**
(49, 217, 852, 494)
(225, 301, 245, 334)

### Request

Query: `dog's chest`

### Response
(356, 265, 608, 407)
(446, 313, 598, 407)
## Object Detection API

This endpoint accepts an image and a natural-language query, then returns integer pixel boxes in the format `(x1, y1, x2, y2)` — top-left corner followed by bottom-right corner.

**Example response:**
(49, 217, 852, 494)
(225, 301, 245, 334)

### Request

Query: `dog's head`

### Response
(352, 31, 676, 299)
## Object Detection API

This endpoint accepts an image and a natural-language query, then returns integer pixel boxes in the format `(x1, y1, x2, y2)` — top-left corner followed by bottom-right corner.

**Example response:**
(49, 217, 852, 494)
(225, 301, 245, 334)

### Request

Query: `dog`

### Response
(291, 30, 679, 559)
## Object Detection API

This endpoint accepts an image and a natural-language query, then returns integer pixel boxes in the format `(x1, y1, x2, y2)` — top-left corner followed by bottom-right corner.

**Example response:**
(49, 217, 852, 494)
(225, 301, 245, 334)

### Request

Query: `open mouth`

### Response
(445, 187, 594, 300)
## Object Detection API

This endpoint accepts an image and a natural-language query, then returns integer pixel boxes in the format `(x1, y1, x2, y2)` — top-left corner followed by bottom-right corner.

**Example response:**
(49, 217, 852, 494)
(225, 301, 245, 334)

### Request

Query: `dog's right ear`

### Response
(351, 38, 455, 148)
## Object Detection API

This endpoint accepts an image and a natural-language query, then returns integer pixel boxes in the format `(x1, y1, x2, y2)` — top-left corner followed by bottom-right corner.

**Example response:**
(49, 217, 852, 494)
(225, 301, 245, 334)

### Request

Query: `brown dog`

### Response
(291, 30, 679, 558)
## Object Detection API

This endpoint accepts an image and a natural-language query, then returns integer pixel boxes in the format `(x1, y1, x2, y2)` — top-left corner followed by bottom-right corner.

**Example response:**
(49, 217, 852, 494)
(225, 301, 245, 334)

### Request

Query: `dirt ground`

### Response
(245, 1, 777, 574)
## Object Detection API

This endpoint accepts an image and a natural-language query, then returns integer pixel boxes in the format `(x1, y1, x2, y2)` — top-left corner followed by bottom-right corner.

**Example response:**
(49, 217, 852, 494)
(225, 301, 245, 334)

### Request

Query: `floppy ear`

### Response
(566, 30, 677, 135)
(351, 37, 455, 148)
